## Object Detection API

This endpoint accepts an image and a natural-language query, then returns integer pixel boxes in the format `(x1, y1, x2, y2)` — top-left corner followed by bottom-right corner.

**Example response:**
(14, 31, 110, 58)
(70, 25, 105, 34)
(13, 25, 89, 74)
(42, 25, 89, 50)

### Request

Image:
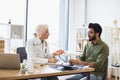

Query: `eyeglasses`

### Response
(88, 31, 95, 34)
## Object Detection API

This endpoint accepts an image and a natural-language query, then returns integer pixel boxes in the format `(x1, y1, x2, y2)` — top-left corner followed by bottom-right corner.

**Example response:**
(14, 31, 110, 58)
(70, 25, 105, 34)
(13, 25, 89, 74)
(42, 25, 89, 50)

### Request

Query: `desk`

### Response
(0, 64, 94, 80)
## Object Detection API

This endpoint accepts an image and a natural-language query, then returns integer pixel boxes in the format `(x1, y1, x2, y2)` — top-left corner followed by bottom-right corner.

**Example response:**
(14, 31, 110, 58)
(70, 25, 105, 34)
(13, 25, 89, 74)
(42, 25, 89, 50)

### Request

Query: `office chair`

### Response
(16, 47, 27, 63)
(103, 58, 108, 80)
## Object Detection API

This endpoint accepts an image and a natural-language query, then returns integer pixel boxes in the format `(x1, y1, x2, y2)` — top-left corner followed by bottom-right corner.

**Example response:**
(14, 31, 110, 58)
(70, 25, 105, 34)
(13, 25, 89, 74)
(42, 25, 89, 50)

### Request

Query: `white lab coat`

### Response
(26, 37, 53, 64)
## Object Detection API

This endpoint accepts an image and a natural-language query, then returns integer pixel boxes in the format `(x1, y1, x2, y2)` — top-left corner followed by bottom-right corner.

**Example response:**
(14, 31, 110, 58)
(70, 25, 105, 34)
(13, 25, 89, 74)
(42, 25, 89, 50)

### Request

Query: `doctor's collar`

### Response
(39, 37, 46, 43)
(37, 37, 46, 44)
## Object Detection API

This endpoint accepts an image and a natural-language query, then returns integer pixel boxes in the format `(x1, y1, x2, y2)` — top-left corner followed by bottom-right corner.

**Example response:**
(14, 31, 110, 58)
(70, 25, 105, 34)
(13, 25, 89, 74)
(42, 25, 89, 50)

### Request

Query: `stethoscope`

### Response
(33, 41, 48, 57)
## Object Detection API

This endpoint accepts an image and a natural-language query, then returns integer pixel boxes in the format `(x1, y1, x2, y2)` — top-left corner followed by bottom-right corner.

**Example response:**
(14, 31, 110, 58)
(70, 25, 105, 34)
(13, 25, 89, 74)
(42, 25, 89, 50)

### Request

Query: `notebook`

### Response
(0, 53, 20, 69)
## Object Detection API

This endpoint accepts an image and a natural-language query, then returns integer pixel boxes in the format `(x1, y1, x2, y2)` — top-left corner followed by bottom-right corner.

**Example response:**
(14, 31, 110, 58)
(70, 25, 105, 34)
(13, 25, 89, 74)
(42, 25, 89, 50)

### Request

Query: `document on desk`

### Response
(39, 63, 63, 66)
(59, 63, 89, 70)
(39, 62, 89, 70)
(43, 62, 89, 70)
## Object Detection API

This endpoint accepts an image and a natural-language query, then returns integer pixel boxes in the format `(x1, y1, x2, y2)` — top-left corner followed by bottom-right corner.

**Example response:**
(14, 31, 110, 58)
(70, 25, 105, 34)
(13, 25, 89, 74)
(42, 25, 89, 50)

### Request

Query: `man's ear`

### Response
(96, 33, 99, 37)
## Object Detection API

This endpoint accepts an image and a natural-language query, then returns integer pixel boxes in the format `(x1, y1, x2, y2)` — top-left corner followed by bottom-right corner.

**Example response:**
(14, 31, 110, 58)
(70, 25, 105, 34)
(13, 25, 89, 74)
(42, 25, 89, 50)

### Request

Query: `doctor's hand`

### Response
(48, 58, 58, 63)
(53, 50, 64, 55)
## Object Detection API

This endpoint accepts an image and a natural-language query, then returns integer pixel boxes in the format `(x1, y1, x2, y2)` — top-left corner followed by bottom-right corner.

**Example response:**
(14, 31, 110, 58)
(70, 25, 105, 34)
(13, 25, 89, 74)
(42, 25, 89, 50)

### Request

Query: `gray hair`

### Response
(35, 24, 48, 37)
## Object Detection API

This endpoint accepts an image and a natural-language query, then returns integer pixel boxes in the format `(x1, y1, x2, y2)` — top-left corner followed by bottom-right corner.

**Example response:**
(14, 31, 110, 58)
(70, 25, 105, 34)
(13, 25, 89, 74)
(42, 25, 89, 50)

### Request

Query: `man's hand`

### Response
(69, 59, 94, 67)
(69, 59, 82, 65)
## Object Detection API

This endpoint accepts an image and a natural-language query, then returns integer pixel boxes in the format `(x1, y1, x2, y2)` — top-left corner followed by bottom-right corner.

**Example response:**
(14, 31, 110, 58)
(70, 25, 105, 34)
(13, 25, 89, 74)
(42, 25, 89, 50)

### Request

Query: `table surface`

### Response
(0, 64, 94, 79)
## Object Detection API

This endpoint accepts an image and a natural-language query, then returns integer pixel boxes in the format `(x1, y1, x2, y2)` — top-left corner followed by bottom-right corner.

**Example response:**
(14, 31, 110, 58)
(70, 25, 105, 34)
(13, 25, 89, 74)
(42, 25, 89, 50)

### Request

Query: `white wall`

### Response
(86, 0, 120, 27)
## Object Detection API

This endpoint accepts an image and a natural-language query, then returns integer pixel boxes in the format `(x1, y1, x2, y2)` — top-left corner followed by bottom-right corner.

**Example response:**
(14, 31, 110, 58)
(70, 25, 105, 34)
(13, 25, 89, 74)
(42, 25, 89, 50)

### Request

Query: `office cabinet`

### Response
(10, 24, 24, 39)
(0, 24, 24, 53)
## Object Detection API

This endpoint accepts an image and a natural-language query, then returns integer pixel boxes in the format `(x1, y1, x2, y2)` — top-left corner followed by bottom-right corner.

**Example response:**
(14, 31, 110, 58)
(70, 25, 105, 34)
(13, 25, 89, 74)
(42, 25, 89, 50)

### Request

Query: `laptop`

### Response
(0, 53, 20, 69)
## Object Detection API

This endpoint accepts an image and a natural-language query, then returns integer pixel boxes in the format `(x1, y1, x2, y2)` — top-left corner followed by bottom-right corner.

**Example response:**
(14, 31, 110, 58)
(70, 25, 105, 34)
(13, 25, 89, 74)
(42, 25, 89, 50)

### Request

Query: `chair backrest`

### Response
(103, 58, 108, 80)
(16, 47, 27, 63)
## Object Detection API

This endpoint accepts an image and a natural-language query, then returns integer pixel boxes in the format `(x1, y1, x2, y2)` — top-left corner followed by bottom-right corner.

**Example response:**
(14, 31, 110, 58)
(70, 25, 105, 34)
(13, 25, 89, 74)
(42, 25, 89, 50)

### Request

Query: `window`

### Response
(27, 0, 60, 51)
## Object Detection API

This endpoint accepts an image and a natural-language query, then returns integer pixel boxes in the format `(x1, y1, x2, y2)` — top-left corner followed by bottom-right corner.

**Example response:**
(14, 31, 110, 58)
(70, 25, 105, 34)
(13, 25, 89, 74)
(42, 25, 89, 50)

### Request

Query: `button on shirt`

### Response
(26, 37, 53, 64)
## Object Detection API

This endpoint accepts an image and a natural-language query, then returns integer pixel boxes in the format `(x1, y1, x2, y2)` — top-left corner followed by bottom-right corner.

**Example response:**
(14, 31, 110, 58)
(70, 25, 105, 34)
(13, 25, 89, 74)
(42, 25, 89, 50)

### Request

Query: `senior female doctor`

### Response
(26, 24, 63, 80)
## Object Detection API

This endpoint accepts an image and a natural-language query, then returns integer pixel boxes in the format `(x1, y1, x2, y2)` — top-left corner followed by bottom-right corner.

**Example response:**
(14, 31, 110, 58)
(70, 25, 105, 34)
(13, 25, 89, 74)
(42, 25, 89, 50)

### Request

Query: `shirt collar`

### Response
(90, 39, 102, 45)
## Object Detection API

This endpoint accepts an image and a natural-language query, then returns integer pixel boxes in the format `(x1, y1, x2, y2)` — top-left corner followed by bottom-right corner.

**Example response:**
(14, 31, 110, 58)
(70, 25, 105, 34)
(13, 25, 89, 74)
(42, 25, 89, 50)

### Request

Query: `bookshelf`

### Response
(76, 27, 88, 51)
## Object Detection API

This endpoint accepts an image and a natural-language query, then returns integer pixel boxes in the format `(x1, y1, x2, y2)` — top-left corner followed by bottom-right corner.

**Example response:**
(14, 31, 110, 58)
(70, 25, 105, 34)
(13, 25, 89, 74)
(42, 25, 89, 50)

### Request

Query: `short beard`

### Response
(89, 35, 96, 41)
